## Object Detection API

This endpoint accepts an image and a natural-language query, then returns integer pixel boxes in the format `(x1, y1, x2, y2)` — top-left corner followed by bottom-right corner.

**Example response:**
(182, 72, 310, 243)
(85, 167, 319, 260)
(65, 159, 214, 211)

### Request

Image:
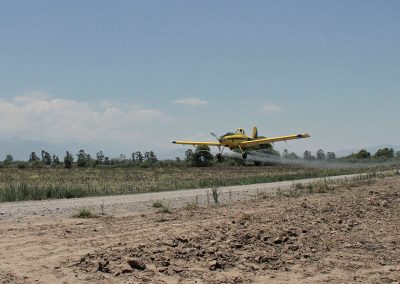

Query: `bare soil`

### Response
(0, 177, 399, 283)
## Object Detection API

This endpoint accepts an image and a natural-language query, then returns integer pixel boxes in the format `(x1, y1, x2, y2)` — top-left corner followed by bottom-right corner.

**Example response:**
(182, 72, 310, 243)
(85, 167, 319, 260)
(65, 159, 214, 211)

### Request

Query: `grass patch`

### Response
(152, 200, 171, 213)
(152, 200, 164, 208)
(288, 171, 393, 197)
(211, 187, 221, 203)
(159, 203, 171, 213)
(184, 201, 199, 210)
(0, 166, 397, 203)
(74, 207, 94, 218)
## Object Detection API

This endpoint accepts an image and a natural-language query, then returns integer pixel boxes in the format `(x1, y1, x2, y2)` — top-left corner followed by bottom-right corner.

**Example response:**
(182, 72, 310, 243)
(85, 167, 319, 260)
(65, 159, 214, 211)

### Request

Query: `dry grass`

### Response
(0, 166, 388, 202)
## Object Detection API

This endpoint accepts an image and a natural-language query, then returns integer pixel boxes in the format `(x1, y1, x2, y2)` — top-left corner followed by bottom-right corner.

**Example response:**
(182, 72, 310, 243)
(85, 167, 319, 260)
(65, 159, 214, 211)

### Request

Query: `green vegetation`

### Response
(152, 200, 164, 208)
(288, 171, 397, 197)
(152, 200, 171, 213)
(184, 201, 199, 210)
(74, 207, 94, 218)
(339, 147, 398, 163)
(0, 145, 399, 203)
(0, 165, 396, 203)
(64, 151, 74, 168)
(211, 187, 221, 203)
(1, 145, 399, 169)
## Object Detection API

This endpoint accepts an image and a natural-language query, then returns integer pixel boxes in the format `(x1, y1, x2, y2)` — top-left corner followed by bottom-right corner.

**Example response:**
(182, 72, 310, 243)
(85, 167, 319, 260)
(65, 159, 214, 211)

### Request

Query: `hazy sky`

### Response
(1, 0, 399, 155)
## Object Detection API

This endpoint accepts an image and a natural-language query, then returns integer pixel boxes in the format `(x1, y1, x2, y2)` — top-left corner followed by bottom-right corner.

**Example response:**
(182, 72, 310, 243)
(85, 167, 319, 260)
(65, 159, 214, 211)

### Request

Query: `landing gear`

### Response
(242, 152, 247, 159)
(215, 147, 225, 162)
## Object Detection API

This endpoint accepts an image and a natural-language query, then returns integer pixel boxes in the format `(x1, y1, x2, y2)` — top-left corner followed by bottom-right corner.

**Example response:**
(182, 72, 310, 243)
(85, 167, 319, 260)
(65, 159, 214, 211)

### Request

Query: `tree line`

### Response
(0, 146, 399, 168)
(282, 147, 400, 162)
(1, 149, 159, 168)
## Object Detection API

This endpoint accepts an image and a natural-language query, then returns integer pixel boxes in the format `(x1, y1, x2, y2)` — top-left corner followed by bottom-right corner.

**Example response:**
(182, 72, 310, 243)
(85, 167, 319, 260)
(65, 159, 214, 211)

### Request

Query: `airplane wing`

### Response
(171, 141, 222, 147)
(240, 133, 310, 147)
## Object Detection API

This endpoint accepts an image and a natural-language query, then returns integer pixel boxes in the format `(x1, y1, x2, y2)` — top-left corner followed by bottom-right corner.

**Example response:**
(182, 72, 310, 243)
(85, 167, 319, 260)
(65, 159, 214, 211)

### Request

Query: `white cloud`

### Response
(0, 93, 168, 144)
(263, 103, 282, 113)
(173, 97, 209, 106)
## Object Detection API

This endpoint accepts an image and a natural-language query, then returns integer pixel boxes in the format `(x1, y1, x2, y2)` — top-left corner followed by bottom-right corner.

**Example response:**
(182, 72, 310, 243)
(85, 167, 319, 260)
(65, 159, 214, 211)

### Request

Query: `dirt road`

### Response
(0, 175, 399, 283)
(0, 173, 376, 221)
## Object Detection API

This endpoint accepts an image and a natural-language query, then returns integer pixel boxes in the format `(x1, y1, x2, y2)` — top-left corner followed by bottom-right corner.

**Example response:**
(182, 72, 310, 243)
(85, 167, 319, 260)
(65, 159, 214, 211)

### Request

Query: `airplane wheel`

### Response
(216, 153, 222, 161)
(242, 153, 247, 159)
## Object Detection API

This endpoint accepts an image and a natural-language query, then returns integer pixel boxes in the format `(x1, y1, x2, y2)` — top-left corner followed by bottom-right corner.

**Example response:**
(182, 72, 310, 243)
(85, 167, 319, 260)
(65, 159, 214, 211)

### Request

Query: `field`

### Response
(0, 174, 399, 283)
(0, 165, 389, 202)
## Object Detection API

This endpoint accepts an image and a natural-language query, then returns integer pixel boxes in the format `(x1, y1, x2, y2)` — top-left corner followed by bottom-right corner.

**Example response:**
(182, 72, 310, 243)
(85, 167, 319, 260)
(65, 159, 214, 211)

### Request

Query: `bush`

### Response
(75, 207, 93, 218)
(152, 200, 164, 208)
(211, 187, 221, 203)
(17, 162, 29, 169)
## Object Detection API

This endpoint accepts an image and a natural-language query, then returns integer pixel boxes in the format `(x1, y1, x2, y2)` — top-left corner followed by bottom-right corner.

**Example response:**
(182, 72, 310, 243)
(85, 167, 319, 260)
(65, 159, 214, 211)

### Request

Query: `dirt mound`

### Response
(0, 271, 26, 284)
(1, 177, 399, 283)
(71, 178, 400, 283)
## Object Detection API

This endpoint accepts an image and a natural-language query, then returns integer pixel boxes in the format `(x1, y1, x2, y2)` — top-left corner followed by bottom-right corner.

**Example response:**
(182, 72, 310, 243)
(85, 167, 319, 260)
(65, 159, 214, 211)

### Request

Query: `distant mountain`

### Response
(0, 138, 63, 160)
(156, 148, 186, 160)
(335, 144, 400, 157)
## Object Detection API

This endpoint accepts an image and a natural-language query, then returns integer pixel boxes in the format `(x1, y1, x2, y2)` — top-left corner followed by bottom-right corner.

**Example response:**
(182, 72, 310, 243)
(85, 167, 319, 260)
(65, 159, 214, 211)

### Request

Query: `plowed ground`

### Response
(1, 177, 399, 283)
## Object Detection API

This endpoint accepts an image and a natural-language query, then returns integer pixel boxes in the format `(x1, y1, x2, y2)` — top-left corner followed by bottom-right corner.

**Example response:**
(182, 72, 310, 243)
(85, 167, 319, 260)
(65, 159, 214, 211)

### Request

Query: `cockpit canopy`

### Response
(236, 128, 245, 134)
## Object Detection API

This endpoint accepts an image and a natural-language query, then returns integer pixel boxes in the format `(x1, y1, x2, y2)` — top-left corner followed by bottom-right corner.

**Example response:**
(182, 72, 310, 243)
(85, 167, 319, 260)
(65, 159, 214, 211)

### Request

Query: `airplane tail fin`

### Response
(252, 127, 258, 139)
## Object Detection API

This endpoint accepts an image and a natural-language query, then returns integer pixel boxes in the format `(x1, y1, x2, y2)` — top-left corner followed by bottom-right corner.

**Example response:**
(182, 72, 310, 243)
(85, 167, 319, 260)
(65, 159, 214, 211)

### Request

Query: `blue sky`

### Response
(0, 0, 399, 156)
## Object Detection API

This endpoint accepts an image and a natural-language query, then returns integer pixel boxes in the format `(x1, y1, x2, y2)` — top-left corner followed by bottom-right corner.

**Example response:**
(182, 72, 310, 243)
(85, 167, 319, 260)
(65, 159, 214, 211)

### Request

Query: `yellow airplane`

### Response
(172, 127, 310, 159)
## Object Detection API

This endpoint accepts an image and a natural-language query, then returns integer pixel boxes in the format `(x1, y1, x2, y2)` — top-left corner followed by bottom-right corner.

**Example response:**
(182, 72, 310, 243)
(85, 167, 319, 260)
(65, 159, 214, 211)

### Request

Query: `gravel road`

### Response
(0, 173, 370, 220)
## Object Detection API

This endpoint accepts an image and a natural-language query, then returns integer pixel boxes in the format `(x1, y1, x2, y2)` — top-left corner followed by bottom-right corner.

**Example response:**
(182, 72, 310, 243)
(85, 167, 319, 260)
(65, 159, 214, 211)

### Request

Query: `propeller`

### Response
(210, 132, 219, 140)
(210, 132, 222, 153)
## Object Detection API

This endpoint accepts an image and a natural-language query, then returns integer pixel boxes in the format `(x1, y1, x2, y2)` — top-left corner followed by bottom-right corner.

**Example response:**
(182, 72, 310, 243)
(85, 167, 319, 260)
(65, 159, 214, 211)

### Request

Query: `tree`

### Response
(374, 148, 394, 159)
(4, 154, 13, 165)
(251, 142, 280, 157)
(316, 149, 326, 160)
(64, 151, 74, 168)
(29, 152, 39, 162)
(76, 149, 89, 167)
(119, 154, 126, 162)
(303, 150, 315, 160)
(191, 145, 213, 167)
(52, 154, 60, 165)
(396, 151, 400, 160)
(41, 150, 52, 165)
(355, 149, 371, 159)
(135, 151, 144, 162)
(327, 152, 336, 161)
(282, 149, 289, 158)
(96, 151, 105, 165)
(144, 151, 151, 161)
(149, 151, 158, 163)
(185, 149, 194, 161)
(286, 152, 300, 159)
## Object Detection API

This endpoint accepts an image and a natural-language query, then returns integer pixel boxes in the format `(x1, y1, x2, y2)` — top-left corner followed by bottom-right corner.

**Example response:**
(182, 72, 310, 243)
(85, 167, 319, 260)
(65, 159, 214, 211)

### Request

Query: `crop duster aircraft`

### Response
(172, 127, 310, 160)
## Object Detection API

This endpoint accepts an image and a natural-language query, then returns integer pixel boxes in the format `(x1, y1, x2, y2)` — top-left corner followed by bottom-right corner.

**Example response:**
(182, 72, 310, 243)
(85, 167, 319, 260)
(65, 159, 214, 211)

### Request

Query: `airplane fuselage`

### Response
(219, 133, 252, 149)
(172, 126, 310, 159)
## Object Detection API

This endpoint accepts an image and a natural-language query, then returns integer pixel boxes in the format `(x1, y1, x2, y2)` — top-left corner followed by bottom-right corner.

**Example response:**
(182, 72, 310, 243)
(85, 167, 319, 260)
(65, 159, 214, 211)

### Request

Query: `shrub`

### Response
(211, 187, 221, 203)
(152, 200, 164, 208)
(75, 207, 93, 218)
